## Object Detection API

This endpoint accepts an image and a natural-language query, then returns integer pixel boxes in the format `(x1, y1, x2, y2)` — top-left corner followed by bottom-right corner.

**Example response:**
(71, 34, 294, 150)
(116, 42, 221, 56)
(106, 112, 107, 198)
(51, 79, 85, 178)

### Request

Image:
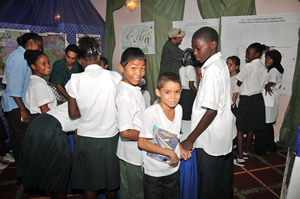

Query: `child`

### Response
(252, 49, 283, 156)
(99, 56, 109, 69)
(17, 50, 77, 198)
(138, 72, 191, 199)
(116, 47, 146, 199)
(24, 50, 56, 114)
(227, 56, 240, 114)
(1, 33, 43, 161)
(234, 43, 267, 166)
(179, 48, 198, 121)
(66, 35, 122, 199)
(181, 27, 236, 199)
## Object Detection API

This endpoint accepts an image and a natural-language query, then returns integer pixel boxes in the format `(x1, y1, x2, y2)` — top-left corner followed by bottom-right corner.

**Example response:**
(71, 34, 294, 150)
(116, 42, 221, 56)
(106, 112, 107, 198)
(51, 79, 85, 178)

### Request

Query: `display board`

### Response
(221, 13, 300, 95)
(173, 18, 220, 50)
(0, 29, 30, 77)
(120, 21, 155, 54)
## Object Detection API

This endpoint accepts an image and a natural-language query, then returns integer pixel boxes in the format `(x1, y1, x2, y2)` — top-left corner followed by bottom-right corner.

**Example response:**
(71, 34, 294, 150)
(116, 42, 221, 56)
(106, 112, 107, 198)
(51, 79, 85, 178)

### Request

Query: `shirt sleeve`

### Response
(33, 82, 54, 107)
(6, 54, 28, 97)
(65, 75, 77, 98)
(139, 108, 156, 139)
(187, 66, 197, 81)
(117, 94, 135, 132)
(201, 67, 222, 110)
(49, 62, 64, 85)
(267, 69, 278, 83)
(235, 63, 251, 82)
(232, 78, 239, 93)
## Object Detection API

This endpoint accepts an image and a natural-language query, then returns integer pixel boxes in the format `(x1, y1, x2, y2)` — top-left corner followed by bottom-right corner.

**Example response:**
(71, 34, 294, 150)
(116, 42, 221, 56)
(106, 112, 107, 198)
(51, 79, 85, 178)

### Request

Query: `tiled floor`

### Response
(0, 145, 287, 199)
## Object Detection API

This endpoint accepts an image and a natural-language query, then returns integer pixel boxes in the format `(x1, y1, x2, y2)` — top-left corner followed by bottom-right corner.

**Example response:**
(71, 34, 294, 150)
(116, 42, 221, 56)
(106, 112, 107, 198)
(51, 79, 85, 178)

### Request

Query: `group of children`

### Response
(2, 25, 284, 199)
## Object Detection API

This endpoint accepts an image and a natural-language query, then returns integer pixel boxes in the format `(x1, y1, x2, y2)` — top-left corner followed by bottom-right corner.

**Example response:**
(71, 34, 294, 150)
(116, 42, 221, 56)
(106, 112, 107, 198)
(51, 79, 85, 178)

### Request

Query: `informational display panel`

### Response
(173, 18, 220, 50)
(120, 21, 155, 54)
(221, 13, 300, 95)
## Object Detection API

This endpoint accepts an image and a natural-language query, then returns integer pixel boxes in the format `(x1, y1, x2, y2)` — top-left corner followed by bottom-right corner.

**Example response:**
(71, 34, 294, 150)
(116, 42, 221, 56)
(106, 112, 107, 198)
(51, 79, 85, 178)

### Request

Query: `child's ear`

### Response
(77, 58, 82, 66)
(119, 64, 125, 73)
(104, 64, 108, 69)
(31, 64, 36, 71)
(210, 41, 217, 50)
(155, 88, 161, 98)
(96, 54, 100, 62)
(255, 52, 260, 58)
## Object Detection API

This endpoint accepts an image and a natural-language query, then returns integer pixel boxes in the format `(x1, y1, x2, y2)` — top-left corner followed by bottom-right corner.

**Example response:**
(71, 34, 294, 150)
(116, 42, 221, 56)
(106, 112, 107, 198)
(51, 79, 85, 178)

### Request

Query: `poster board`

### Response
(221, 13, 300, 95)
(120, 21, 155, 54)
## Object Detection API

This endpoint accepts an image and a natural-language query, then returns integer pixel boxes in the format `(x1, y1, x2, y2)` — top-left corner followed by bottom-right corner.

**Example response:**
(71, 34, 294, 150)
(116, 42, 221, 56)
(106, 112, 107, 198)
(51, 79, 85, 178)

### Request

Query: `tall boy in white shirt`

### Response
(116, 47, 146, 199)
(182, 27, 236, 199)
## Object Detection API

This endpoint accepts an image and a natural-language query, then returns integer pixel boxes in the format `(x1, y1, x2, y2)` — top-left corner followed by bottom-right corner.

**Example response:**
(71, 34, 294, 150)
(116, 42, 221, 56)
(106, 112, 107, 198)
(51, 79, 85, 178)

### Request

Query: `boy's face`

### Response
(119, 59, 146, 86)
(196, 67, 202, 82)
(192, 38, 216, 64)
(156, 81, 181, 109)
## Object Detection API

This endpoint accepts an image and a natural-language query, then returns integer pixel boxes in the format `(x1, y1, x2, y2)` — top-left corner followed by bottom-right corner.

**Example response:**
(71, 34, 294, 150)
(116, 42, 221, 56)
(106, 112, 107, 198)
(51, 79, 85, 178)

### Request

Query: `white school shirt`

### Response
(139, 103, 182, 177)
(235, 59, 267, 96)
(230, 75, 240, 107)
(65, 64, 122, 138)
(116, 81, 146, 166)
(191, 52, 236, 156)
(264, 68, 282, 123)
(179, 65, 197, 90)
(25, 75, 57, 114)
(47, 102, 78, 132)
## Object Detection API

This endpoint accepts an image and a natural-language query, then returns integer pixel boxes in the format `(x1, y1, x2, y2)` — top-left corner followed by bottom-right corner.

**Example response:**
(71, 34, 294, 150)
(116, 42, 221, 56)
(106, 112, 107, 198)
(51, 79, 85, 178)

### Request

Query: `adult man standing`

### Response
(159, 28, 185, 77)
(50, 44, 83, 100)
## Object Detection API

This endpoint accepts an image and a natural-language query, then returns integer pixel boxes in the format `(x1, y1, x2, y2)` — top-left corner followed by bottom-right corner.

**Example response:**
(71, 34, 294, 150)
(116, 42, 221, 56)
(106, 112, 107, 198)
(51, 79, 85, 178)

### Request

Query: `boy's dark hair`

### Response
(65, 44, 80, 55)
(17, 33, 43, 48)
(77, 35, 101, 60)
(227, 56, 240, 73)
(192, 27, 218, 46)
(24, 50, 46, 66)
(157, 72, 181, 90)
(100, 56, 108, 65)
(120, 47, 146, 68)
(248, 42, 267, 57)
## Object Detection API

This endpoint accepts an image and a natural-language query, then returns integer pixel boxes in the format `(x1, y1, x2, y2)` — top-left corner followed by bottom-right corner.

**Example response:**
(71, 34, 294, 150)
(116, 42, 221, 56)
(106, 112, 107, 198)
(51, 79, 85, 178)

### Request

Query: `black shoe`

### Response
(251, 149, 266, 157)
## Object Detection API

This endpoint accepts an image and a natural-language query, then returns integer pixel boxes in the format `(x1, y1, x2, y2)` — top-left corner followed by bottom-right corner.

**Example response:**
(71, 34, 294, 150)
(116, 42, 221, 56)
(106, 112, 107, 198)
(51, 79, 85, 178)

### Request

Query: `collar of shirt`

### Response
(121, 81, 141, 91)
(17, 46, 26, 52)
(30, 75, 47, 83)
(84, 64, 102, 72)
(251, 58, 262, 64)
(201, 52, 222, 72)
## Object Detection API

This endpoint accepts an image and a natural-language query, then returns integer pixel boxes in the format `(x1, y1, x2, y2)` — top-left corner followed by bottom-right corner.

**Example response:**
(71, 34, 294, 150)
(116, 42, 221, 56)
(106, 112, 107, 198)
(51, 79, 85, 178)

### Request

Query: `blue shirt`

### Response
(1, 46, 32, 112)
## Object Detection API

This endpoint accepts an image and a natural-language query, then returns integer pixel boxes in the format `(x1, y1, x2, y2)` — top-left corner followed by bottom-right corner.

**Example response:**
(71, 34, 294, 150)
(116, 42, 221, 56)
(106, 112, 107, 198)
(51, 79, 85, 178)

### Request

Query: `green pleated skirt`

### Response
(17, 114, 72, 193)
(71, 134, 120, 192)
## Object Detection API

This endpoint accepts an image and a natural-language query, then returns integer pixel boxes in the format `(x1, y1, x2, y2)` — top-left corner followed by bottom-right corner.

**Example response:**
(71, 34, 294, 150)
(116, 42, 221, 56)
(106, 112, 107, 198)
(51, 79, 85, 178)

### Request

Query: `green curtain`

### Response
(278, 28, 300, 185)
(104, 0, 126, 70)
(141, 0, 185, 103)
(196, 0, 256, 18)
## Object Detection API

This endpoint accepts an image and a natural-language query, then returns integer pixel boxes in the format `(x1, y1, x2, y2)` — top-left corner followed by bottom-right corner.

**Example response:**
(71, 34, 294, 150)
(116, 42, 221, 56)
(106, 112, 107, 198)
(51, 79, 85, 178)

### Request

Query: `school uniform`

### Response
(191, 52, 236, 199)
(17, 80, 76, 193)
(25, 75, 57, 114)
(1, 46, 31, 160)
(116, 81, 146, 199)
(65, 64, 122, 192)
(139, 103, 182, 199)
(230, 74, 240, 116)
(255, 68, 282, 154)
(235, 59, 267, 131)
(179, 65, 197, 120)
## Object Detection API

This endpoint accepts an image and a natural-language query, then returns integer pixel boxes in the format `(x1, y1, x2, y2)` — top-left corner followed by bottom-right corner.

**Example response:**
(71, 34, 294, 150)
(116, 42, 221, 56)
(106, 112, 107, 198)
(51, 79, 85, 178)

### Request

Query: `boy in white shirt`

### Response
(182, 27, 236, 199)
(138, 72, 191, 199)
(116, 47, 146, 199)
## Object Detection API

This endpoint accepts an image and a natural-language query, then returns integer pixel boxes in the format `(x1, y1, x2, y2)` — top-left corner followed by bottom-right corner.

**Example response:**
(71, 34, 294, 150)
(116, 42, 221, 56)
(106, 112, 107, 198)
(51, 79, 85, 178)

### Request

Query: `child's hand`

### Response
(168, 151, 179, 167)
(180, 148, 192, 161)
(265, 84, 274, 96)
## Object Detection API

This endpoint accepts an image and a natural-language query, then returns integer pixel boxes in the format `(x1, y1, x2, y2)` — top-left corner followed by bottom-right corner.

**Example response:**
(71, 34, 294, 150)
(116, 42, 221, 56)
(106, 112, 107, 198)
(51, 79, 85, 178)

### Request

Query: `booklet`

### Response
(146, 125, 180, 163)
